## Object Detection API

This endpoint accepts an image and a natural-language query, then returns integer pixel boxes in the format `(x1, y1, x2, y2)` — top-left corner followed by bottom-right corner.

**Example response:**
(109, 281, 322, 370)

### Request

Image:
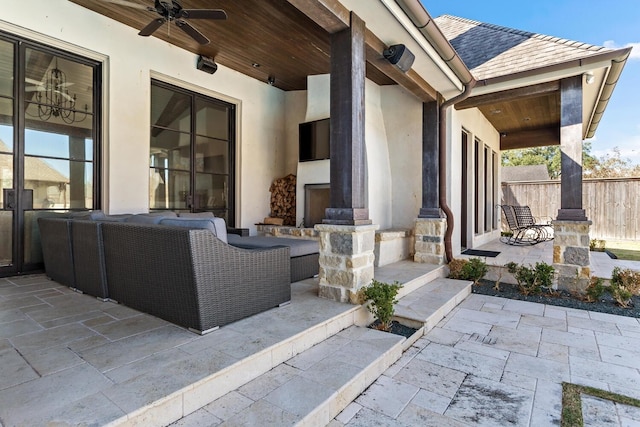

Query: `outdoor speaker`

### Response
(383, 44, 415, 73)
(196, 55, 217, 74)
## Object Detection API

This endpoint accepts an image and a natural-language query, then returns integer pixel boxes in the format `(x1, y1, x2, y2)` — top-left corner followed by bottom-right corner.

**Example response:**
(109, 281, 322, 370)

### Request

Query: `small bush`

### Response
(464, 258, 489, 285)
(506, 261, 555, 296)
(589, 239, 606, 252)
(585, 277, 605, 303)
(448, 259, 467, 280)
(362, 280, 402, 332)
(448, 258, 488, 285)
(609, 267, 640, 308)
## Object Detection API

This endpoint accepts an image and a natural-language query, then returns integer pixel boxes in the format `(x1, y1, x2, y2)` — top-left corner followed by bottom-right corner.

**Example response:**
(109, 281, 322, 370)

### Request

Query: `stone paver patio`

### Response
(331, 293, 640, 427)
(2, 241, 640, 426)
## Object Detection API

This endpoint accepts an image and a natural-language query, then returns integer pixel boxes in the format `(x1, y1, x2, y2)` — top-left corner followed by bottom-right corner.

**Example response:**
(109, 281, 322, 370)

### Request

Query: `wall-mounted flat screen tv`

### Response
(299, 118, 330, 162)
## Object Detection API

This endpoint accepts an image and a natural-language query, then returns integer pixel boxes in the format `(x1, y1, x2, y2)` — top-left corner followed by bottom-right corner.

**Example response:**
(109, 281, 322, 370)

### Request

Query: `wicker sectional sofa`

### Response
(38, 212, 319, 333)
(100, 222, 291, 334)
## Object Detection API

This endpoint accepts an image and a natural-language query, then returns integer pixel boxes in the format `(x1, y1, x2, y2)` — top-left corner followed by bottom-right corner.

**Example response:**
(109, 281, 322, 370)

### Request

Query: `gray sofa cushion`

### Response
(159, 217, 228, 244)
(178, 212, 215, 218)
(99, 214, 132, 222)
(147, 211, 178, 217)
(227, 235, 318, 258)
(125, 214, 167, 224)
(69, 210, 105, 220)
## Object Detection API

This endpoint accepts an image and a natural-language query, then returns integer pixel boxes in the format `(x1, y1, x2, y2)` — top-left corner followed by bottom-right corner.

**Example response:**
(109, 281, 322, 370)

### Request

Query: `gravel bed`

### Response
(473, 279, 640, 318)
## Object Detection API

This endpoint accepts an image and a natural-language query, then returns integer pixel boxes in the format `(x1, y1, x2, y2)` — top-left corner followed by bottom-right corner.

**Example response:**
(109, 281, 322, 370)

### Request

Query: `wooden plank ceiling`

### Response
(456, 81, 561, 150)
(68, 0, 396, 91)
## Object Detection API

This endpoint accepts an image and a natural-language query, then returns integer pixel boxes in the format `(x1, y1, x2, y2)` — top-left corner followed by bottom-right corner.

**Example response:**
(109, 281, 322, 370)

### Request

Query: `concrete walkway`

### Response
(331, 293, 640, 427)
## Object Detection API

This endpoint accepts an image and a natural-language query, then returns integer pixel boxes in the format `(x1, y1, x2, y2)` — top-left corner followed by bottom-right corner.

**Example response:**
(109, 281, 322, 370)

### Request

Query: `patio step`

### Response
(172, 265, 468, 427)
(175, 325, 405, 426)
(393, 277, 472, 332)
(373, 260, 447, 298)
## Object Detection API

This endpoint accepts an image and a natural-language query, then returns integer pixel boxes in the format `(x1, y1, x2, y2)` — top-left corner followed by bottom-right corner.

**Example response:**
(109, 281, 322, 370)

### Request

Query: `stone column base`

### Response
(413, 218, 446, 265)
(552, 220, 592, 293)
(315, 223, 379, 304)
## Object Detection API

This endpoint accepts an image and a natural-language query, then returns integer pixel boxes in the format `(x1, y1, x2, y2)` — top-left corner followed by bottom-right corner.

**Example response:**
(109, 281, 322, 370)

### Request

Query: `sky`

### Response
(422, 0, 640, 164)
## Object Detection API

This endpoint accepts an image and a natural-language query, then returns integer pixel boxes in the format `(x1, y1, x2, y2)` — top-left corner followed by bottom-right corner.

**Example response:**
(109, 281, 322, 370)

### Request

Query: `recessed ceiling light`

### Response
(523, 117, 531, 122)
(252, 63, 260, 68)
(490, 109, 502, 114)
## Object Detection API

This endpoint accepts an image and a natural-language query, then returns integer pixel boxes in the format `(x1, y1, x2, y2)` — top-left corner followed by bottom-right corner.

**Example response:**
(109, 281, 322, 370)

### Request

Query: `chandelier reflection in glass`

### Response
(27, 58, 88, 124)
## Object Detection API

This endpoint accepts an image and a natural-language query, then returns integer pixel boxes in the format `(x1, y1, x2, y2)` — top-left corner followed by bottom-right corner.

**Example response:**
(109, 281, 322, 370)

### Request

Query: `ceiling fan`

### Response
(25, 78, 75, 102)
(102, 0, 227, 45)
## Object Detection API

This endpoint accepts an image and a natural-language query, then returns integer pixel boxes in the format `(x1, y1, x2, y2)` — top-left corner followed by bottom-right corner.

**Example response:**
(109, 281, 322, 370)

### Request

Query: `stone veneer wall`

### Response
(256, 225, 319, 240)
(552, 220, 592, 292)
(374, 229, 413, 267)
(315, 224, 378, 304)
(414, 218, 446, 265)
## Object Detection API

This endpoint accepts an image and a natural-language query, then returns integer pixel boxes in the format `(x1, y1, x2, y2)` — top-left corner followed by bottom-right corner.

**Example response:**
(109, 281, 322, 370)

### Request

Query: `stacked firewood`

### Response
(269, 174, 296, 226)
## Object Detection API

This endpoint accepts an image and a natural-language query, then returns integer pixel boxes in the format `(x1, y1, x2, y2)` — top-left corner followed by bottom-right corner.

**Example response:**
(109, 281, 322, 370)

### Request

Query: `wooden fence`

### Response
(501, 177, 640, 241)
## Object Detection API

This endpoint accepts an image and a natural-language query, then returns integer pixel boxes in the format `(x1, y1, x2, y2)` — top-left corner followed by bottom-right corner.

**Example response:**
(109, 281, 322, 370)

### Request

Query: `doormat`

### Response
(461, 249, 500, 258)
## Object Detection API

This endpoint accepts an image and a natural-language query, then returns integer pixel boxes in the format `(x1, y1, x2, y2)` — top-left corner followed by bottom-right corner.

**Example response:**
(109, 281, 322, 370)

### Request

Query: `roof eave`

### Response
(392, 0, 476, 93)
(584, 47, 632, 139)
(472, 48, 631, 139)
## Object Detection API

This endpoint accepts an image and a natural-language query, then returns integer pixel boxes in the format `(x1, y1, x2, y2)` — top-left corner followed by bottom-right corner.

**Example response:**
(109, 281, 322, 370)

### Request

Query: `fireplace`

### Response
(304, 183, 330, 228)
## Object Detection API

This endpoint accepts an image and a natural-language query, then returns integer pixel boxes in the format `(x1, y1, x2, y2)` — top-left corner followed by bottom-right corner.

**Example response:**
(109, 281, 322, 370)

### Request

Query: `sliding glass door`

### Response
(149, 80, 235, 224)
(0, 33, 101, 276)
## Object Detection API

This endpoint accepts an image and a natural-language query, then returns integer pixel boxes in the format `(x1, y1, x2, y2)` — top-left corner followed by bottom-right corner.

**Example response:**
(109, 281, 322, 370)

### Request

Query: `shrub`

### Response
(589, 239, 606, 252)
(448, 258, 488, 285)
(362, 280, 402, 332)
(585, 277, 605, 303)
(609, 267, 640, 308)
(506, 261, 555, 296)
(464, 258, 489, 285)
(448, 259, 467, 280)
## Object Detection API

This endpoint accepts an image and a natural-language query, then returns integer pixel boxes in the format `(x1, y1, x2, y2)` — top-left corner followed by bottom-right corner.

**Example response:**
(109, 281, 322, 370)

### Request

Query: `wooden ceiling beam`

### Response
(500, 127, 560, 151)
(284, 0, 350, 33)
(287, 1, 437, 101)
(457, 81, 560, 110)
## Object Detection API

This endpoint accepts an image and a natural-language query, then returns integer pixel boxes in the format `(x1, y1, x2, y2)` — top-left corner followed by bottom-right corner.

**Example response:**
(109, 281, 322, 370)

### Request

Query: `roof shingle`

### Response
(434, 15, 610, 81)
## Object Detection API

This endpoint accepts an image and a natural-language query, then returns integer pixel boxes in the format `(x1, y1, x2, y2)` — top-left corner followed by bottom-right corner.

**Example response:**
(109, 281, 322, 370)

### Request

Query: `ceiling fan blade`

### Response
(56, 91, 75, 102)
(25, 78, 43, 85)
(25, 87, 46, 92)
(101, 0, 150, 11)
(175, 20, 210, 45)
(139, 18, 166, 36)
(180, 9, 227, 20)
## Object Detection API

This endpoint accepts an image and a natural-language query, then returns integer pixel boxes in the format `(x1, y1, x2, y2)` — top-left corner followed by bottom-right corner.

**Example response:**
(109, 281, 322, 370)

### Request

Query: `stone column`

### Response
(325, 11, 370, 226)
(557, 76, 587, 221)
(414, 217, 446, 265)
(554, 76, 591, 292)
(552, 220, 592, 292)
(413, 100, 446, 265)
(316, 224, 378, 303)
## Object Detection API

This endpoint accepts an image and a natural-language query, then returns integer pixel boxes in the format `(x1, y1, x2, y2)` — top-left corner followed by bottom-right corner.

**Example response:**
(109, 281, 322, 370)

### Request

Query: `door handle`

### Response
(3, 189, 15, 210)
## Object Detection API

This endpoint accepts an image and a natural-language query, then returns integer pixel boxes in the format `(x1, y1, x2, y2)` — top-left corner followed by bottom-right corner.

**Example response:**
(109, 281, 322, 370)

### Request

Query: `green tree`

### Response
(501, 142, 597, 179)
(584, 147, 640, 178)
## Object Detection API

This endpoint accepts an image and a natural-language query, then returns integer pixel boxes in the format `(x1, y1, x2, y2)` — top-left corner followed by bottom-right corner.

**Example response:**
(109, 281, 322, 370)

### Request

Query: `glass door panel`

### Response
(0, 153, 13, 267)
(0, 38, 100, 276)
(0, 37, 14, 270)
(149, 168, 190, 210)
(149, 81, 234, 221)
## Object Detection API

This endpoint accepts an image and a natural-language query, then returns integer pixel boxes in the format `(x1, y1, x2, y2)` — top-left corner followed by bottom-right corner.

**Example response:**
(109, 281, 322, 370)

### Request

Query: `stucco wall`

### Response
(380, 86, 422, 229)
(292, 76, 397, 229)
(364, 81, 393, 230)
(1, 1, 286, 233)
(449, 107, 501, 254)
